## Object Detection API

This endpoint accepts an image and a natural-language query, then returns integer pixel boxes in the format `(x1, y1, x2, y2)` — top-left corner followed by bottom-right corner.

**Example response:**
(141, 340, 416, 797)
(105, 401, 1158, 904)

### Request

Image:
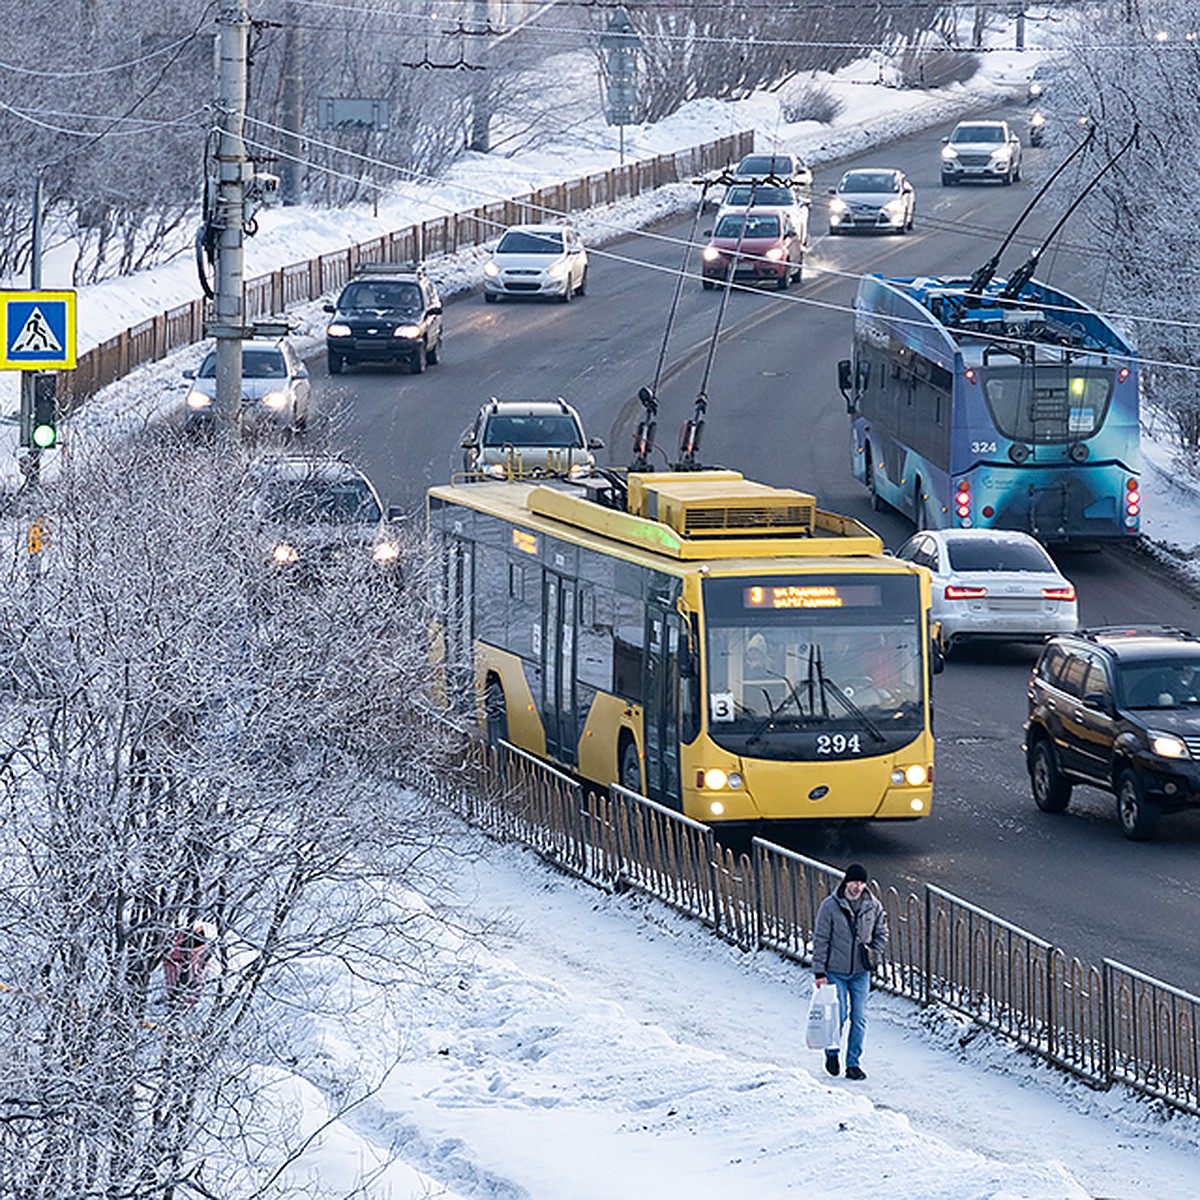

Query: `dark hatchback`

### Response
(324, 265, 443, 375)
(1025, 627, 1200, 839)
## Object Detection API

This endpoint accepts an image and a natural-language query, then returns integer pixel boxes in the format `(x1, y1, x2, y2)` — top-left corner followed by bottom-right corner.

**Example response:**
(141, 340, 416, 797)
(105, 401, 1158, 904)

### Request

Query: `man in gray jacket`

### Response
(812, 862, 888, 1080)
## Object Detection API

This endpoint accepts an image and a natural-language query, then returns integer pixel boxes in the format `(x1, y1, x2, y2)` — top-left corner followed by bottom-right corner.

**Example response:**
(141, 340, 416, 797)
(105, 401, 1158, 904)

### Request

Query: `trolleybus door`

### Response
(541, 573, 578, 766)
(446, 538, 475, 716)
(643, 604, 682, 810)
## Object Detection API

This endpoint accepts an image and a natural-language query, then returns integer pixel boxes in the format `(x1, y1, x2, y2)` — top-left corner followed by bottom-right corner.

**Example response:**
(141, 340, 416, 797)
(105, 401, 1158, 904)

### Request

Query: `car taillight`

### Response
(1042, 586, 1076, 601)
(945, 584, 987, 600)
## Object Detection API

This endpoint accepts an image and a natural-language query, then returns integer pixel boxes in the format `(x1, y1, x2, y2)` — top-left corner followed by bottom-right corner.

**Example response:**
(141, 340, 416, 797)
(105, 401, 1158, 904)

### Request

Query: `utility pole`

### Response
(280, 1, 302, 205)
(213, 0, 250, 430)
(19, 173, 45, 495)
(468, 0, 491, 152)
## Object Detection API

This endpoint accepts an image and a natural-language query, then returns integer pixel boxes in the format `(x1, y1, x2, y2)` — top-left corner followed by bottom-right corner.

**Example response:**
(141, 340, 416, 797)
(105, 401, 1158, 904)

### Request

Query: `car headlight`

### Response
(483, 261, 501, 278)
(372, 541, 400, 564)
(394, 324, 421, 338)
(942, 146, 959, 160)
(1030, 113, 1046, 128)
(764, 246, 785, 261)
(829, 198, 847, 214)
(186, 390, 212, 410)
(702, 246, 722, 262)
(272, 542, 299, 565)
(883, 199, 905, 217)
(568, 461, 593, 479)
(326, 323, 352, 338)
(261, 390, 289, 410)
(546, 259, 569, 278)
(991, 150, 1011, 165)
(1150, 732, 1189, 759)
(483, 463, 508, 478)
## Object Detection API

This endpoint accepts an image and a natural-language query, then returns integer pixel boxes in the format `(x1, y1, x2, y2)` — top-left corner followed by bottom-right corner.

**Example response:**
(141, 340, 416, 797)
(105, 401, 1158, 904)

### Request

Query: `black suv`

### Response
(1025, 627, 1200, 839)
(324, 263, 443, 375)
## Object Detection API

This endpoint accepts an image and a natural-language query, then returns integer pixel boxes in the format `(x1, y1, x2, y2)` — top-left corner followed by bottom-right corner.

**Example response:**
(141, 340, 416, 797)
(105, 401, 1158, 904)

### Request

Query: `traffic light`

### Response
(31, 373, 57, 449)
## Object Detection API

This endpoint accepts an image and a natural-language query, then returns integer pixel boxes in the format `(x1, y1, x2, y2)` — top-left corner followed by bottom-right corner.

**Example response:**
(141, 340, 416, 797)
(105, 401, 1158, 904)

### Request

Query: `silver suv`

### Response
(941, 120, 1023, 185)
(460, 399, 603, 480)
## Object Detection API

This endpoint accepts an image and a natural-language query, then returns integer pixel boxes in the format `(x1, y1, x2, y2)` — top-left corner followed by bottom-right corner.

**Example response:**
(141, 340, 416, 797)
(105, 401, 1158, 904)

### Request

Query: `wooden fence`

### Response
(412, 722, 1200, 1117)
(52, 132, 754, 415)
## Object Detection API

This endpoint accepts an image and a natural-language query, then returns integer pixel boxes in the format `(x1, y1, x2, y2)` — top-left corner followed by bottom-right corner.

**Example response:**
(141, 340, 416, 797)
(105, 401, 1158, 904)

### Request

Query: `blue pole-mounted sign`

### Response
(1, 290, 76, 371)
(601, 9, 642, 128)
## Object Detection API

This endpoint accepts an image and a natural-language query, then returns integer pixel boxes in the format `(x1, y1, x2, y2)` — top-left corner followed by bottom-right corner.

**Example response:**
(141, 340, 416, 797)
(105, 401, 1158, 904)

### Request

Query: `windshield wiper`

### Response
(815, 647, 886, 744)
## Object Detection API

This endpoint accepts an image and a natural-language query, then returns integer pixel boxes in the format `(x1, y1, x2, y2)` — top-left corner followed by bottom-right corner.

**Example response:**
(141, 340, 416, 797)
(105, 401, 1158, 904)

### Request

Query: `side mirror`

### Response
(828, 188, 837, 196)
(386, 504, 405, 522)
(941, 136, 949, 144)
(323, 303, 336, 314)
(430, 304, 444, 315)
(182, 368, 196, 380)
(702, 229, 713, 238)
(1083, 691, 1109, 712)
(461, 434, 478, 449)
(588, 436, 605, 449)
(294, 366, 309, 380)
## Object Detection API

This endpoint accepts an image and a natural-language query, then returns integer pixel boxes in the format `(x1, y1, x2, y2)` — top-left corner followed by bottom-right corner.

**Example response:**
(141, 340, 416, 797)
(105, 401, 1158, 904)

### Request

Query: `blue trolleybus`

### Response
(837, 274, 1141, 541)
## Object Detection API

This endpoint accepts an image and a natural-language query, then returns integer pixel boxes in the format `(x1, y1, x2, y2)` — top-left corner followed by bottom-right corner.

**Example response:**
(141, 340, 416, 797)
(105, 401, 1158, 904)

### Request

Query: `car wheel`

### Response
(484, 292, 498, 304)
(1116, 770, 1159, 840)
(1003, 167, 1014, 186)
(328, 353, 344, 376)
(942, 176, 955, 187)
(1030, 741, 1071, 813)
(411, 342, 426, 374)
(576, 267, 587, 297)
(560, 278, 573, 304)
(485, 679, 508, 750)
(620, 739, 642, 794)
(427, 331, 441, 366)
(777, 268, 791, 291)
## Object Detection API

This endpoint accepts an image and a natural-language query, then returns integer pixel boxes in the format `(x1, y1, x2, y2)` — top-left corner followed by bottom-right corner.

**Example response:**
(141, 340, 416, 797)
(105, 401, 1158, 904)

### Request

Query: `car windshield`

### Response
(496, 230, 566, 255)
(483, 414, 583, 448)
(840, 172, 899, 194)
(1119, 659, 1200, 708)
(945, 538, 1054, 572)
(259, 478, 381, 524)
(197, 349, 287, 379)
(338, 282, 420, 311)
(723, 185, 795, 206)
(738, 156, 797, 175)
(714, 213, 781, 239)
(952, 125, 1005, 143)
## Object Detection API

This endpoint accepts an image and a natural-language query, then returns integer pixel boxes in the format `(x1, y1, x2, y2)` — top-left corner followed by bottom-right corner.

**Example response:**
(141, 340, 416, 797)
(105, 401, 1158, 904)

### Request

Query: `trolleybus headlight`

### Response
(1151, 732, 1188, 759)
(909, 797, 926, 812)
(710, 801, 726, 816)
(727, 772, 743, 789)
(703, 768, 728, 790)
(890, 763, 928, 787)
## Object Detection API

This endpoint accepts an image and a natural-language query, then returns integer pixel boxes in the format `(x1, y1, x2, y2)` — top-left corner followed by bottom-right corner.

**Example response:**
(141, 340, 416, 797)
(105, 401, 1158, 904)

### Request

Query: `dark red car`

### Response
(701, 210, 804, 290)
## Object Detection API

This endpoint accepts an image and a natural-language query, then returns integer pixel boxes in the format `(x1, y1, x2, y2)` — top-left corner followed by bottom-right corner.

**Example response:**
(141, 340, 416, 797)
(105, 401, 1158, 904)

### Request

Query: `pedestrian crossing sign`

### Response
(1, 290, 76, 370)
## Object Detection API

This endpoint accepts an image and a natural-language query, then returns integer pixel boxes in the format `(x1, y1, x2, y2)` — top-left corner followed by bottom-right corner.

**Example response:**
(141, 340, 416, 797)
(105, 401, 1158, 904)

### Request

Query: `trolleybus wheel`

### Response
(485, 679, 508, 749)
(620, 739, 643, 795)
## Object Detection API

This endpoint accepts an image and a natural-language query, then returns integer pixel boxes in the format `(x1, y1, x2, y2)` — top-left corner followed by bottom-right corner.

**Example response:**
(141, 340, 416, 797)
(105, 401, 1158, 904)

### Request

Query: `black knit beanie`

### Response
(843, 863, 868, 883)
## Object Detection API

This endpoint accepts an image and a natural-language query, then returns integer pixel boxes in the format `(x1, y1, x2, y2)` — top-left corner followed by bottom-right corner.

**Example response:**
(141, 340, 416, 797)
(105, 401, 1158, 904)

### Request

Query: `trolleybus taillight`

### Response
(955, 479, 971, 522)
(1118, 366, 1131, 384)
(1125, 478, 1140, 526)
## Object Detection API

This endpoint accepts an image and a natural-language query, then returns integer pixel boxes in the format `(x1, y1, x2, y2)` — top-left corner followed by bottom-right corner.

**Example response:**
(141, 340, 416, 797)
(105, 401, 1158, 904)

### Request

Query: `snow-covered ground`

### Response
(264, 835, 1200, 1199)
(7, 13, 1200, 1197)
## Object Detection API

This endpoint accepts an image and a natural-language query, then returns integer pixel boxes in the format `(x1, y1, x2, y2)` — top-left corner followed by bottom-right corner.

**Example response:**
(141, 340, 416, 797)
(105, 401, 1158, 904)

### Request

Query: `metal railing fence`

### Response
(411, 721, 1200, 1117)
(51, 133, 754, 415)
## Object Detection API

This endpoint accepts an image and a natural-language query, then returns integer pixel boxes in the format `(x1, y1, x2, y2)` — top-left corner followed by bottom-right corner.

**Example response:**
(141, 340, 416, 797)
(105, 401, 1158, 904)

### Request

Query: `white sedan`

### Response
(895, 528, 1077, 655)
(482, 224, 588, 303)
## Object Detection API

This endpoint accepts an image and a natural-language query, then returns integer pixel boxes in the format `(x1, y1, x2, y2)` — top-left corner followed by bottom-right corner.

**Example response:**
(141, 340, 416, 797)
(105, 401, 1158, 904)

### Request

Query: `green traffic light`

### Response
(32, 423, 56, 449)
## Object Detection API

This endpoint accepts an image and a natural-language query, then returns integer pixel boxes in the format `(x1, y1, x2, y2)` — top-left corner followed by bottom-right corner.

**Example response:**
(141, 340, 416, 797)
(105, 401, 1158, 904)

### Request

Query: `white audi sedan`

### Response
(482, 224, 588, 303)
(895, 528, 1077, 655)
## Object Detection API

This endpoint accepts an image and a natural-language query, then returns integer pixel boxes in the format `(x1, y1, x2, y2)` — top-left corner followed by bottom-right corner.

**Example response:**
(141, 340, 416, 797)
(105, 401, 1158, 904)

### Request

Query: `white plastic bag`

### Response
(805, 981, 841, 1050)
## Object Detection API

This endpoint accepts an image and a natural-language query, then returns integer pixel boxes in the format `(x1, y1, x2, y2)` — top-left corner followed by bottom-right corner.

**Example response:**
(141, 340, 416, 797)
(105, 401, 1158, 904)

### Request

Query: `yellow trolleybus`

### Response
(427, 470, 936, 825)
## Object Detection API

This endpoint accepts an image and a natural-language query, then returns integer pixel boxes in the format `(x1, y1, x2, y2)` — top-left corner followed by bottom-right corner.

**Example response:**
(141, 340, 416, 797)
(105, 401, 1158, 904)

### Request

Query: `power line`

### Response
(0, 33, 206, 79)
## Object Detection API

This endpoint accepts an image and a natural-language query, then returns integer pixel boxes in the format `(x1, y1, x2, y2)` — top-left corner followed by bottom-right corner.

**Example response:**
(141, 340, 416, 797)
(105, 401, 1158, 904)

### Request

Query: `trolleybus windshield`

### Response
(703, 574, 925, 759)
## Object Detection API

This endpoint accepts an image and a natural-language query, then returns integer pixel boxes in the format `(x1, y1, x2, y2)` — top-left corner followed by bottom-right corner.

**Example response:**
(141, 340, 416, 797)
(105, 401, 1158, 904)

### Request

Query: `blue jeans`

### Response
(825, 970, 871, 1069)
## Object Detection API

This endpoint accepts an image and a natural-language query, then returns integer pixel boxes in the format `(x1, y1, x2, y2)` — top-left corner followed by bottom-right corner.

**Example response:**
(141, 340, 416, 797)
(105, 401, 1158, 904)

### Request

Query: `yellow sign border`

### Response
(0, 289, 77, 370)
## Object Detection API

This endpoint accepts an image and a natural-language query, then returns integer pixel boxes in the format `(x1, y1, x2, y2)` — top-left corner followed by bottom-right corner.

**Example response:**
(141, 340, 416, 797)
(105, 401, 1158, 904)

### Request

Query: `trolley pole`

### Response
(213, 0, 250, 431)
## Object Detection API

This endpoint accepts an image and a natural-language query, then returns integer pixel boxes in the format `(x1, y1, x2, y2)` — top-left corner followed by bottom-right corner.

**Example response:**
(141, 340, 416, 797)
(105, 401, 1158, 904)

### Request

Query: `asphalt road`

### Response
(308, 103, 1200, 994)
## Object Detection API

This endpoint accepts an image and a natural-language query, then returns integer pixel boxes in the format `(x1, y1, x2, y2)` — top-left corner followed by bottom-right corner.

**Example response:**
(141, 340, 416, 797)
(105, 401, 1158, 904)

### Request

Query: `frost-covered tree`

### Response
(0, 437, 460, 1197)
(1059, 0, 1200, 457)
